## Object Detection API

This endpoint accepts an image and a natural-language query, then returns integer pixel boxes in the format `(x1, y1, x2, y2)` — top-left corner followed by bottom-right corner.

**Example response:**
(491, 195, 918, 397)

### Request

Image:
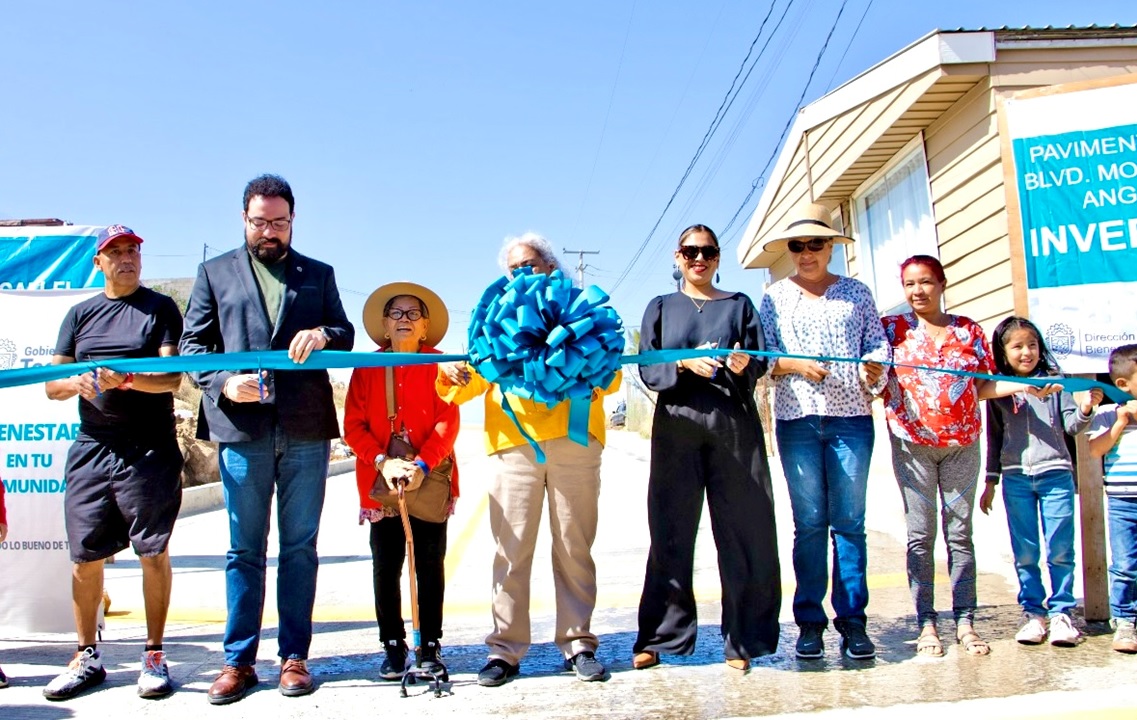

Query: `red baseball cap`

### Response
(96, 224, 145, 252)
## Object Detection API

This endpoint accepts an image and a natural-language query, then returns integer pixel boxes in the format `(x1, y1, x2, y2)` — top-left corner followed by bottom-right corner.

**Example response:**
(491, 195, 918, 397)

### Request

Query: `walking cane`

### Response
(396, 480, 449, 698)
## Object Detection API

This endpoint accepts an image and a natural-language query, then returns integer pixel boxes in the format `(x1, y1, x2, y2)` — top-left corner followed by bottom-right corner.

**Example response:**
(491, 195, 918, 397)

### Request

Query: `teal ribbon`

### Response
(3, 346, 1130, 404)
(0, 350, 468, 389)
(635, 347, 1134, 404)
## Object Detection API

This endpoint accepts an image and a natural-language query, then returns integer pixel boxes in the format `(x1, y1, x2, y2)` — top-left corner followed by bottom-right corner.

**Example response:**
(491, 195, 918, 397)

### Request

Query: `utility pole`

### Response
(562, 248, 599, 287)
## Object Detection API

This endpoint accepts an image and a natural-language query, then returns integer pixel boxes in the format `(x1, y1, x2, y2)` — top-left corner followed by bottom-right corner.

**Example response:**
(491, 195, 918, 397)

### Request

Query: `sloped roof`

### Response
(736, 26, 1137, 269)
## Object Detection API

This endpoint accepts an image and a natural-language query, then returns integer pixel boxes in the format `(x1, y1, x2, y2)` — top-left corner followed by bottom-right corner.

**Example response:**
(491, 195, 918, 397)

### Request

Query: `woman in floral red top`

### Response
(882, 255, 1049, 660)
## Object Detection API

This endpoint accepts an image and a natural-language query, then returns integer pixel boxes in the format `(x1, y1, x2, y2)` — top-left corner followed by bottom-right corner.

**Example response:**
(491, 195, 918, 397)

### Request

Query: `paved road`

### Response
(2, 422, 1136, 719)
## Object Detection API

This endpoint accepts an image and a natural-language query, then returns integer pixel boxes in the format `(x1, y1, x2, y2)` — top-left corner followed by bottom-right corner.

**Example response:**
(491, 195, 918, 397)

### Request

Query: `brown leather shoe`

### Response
(207, 665, 258, 705)
(279, 658, 315, 697)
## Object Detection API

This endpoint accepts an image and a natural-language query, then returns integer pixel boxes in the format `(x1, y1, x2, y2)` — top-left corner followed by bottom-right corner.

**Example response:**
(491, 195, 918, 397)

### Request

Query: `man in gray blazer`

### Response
(180, 174, 354, 705)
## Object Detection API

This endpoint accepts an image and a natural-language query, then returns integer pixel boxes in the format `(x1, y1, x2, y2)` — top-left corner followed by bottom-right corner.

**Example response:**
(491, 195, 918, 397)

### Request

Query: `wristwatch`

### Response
(373, 454, 386, 472)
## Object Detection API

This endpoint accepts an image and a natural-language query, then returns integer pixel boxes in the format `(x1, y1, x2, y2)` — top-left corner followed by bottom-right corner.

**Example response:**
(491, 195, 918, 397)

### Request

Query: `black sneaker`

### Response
(795, 623, 825, 659)
(477, 658, 520, 687)
(378, 640, 411, 680)
(836, 620, 876, 659)
(563, 651, 606, 682)
(416, 641, 444, 674)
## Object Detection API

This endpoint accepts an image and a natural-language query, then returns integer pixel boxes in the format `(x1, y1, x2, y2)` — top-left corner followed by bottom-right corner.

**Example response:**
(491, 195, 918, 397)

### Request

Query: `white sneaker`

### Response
(43, 647, 106, 700)
(1014, 615, 1048, 645)
(138, 650, 173, 698)
(1048, 613, 1080, 647)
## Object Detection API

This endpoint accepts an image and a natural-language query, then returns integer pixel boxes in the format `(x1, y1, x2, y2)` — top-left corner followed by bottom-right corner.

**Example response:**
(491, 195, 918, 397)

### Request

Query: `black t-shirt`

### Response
(55, 286, 183, 443)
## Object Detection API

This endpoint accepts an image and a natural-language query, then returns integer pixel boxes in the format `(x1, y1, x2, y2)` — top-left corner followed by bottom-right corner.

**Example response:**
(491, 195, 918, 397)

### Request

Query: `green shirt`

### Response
(249, 252, 287, 330)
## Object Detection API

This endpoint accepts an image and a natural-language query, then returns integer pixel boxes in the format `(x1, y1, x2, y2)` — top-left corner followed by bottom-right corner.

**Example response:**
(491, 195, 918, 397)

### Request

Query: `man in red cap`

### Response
(42, 225, 185, 702)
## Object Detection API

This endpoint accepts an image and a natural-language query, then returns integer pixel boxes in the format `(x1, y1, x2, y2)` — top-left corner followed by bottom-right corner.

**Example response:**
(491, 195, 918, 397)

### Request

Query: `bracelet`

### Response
(676, 360, 684, 372)
(119, 372, 135, 390)
(413, 459, 430, 474)
(373, 454, 386, 472)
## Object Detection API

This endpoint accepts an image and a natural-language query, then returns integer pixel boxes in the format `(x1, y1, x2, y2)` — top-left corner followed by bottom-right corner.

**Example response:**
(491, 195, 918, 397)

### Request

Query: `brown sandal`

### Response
(916, 626, 944, 657)
(957, 628, 991, 656)
(632, 651, 660, 670)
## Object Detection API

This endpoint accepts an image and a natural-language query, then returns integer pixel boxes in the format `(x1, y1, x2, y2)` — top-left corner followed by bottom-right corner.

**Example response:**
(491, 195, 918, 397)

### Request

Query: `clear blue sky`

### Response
(3, 1, 1133, 351)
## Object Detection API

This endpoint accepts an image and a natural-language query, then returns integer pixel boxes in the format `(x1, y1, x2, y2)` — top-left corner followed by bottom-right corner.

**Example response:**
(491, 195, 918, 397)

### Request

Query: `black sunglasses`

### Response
(787, 238, 830, 254)
(678, 245, 720, 261)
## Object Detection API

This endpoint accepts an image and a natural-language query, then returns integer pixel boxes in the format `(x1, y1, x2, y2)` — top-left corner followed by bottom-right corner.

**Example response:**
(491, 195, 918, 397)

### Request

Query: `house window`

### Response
(852, 144, 939, 314)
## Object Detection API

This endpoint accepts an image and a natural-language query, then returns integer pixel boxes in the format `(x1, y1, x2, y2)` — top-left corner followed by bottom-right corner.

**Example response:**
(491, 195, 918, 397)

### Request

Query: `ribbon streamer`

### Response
(2, 347, 1131, 405)
(635, 347, 1134, 404)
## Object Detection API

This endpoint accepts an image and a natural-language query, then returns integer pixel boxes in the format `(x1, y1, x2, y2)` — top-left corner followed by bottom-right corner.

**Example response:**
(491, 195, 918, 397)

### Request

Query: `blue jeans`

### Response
(776, 415, 874, 626)
(1107, 495, 1137, 621)
(1002, 470, 1076, 617)
(219, 427, 330, 665)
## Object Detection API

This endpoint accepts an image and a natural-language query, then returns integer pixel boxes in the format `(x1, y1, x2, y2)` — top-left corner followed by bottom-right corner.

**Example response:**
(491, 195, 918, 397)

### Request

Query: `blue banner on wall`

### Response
(1004, 80, 1137, 374)
(0, 226, 103, 290)
(1012, 123, 1137, 290)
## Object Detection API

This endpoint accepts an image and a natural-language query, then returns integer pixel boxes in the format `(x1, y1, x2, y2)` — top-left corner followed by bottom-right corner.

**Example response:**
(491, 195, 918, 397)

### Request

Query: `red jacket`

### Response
(344, 347, 460, 510)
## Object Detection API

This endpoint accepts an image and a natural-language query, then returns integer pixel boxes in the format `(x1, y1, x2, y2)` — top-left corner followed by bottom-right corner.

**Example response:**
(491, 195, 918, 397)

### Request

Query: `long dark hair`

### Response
(677, 224, 719, 248)
(991, 316, 1060, 377)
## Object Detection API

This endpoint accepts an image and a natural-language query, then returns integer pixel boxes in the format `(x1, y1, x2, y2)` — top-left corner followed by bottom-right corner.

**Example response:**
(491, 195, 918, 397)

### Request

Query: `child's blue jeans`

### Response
(1108, 494, 1137, 621)
(1001, 470, 1076, 617)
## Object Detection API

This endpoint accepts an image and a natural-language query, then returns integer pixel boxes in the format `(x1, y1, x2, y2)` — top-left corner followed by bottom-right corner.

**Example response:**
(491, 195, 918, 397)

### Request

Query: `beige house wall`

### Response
(922, 45, 1137, 332)
(756, 42, 1137, 336)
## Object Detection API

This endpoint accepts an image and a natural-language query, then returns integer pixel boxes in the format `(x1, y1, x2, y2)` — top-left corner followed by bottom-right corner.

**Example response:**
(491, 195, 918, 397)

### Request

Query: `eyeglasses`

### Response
(247, 216, 292, 232)
(787, 238, 830, 254)
(677, 245, 720, 261)
(386, 308, 425, 321)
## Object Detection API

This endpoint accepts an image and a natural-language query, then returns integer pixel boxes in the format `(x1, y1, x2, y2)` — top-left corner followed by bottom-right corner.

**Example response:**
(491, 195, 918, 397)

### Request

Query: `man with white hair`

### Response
(439, 233, 620, 686)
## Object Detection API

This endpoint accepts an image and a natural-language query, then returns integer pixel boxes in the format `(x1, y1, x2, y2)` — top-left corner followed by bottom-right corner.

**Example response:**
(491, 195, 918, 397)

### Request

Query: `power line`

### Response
(608, 0, 784, 295)
(567, 0, 637, 244)
(720, 0, 854, 247)
(593, 1, 729, 262)
(659, 0, 805, 248)
(824, 0, 875, 93)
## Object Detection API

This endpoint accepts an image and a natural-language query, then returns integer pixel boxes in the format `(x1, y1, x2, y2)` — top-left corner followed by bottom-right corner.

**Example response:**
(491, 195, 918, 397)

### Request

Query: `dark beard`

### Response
(245, 231, 290, 264)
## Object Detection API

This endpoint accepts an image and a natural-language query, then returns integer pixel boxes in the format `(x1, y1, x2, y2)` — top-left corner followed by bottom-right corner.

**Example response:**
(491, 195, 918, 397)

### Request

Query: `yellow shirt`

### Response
(437, 367, 622, 455)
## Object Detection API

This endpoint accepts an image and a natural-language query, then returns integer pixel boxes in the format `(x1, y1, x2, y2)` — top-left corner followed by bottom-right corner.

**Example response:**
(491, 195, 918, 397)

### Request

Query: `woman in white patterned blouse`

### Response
(757, 203, 890, 662)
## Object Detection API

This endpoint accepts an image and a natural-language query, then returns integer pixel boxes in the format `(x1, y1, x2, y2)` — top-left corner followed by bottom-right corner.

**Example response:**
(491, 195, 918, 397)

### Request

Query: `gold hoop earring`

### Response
(384, 332, 390, 339)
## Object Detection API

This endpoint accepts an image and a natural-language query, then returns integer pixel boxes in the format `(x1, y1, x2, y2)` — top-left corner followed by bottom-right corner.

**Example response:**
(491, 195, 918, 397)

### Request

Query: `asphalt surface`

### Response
(2, 420, 1136, 719)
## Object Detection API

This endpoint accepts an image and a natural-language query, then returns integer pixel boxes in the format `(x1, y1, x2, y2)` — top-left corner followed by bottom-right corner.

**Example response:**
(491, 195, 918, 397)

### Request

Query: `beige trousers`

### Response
(485, 436, 602, 664)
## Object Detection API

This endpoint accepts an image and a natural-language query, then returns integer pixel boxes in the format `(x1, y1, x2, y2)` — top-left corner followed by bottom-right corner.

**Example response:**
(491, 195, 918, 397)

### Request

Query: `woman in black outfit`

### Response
(632, 224, 781, 673)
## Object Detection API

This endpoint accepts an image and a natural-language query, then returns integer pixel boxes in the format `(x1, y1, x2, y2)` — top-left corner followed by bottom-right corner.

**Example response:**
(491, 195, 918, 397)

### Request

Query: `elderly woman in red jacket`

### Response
(344, 281, 459, 682)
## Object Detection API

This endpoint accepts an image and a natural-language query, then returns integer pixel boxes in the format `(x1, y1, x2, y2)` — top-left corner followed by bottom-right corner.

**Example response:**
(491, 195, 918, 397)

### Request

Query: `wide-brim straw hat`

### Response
(362, 281, 449, 348)
(761, 202, 854, 253)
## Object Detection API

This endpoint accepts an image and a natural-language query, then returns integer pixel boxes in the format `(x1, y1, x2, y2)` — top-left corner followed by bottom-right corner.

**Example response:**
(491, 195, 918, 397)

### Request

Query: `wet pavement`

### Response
(2, 421, 1136, 719)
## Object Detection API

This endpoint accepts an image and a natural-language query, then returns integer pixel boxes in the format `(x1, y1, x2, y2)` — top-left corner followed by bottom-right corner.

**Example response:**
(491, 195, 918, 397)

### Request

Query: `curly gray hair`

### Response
(498, 232, 560, 274)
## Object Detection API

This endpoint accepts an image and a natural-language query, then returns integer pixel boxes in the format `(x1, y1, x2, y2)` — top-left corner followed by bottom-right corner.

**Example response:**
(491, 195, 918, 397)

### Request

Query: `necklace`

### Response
(922, 319, 951, 343)
(688, 295, 709, 313)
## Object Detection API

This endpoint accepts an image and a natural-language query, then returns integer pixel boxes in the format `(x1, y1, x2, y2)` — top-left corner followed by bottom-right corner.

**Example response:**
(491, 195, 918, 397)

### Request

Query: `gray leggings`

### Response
(890, 435, 980, 627)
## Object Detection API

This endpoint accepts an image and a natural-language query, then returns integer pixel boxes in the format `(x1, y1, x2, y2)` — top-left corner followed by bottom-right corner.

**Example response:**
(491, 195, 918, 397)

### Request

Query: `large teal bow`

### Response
(466, 269, 625, 462)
